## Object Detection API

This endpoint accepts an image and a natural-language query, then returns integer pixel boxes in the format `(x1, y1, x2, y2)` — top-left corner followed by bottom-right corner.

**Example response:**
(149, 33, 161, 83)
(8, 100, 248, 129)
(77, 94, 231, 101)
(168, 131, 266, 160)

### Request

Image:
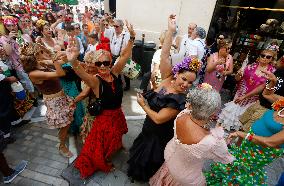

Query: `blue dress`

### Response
(60, 64, 85, 134)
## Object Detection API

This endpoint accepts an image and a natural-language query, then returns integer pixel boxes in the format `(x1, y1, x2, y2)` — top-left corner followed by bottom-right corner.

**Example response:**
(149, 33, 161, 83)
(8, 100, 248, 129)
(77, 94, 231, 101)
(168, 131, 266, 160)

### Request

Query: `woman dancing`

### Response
(19, 42, 75, 158)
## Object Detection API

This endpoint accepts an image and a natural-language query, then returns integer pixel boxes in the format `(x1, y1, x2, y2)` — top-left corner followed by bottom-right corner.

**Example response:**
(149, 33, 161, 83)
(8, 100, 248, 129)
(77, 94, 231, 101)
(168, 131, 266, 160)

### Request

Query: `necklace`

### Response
(189, 114, 208, 129)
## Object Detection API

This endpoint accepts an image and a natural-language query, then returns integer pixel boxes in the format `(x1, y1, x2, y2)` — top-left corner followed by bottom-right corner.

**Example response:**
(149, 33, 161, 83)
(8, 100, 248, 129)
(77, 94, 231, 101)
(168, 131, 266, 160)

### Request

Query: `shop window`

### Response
(208, 0, 284, 72)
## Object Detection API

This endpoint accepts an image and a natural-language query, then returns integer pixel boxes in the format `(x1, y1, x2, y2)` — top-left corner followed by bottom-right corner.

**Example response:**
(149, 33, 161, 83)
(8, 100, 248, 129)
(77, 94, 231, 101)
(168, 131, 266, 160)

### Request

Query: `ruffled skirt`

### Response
(44, 92, 75, 129)
(74, 108, 127, 178)
(218, 101, 255, 131)
(205, 129, 284, 185)
(149, 163, 181, 186)
(127, 128, 171, 182)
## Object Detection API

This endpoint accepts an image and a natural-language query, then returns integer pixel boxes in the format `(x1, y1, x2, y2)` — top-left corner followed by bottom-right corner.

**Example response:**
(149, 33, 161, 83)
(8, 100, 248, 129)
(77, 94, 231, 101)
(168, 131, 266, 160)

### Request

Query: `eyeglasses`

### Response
(95, 61, 111, 67)
(260, 54, 273, 60)
(113, 25, 120, 28)
(74, 27, 80, 29)
(57, 15, 63, 17)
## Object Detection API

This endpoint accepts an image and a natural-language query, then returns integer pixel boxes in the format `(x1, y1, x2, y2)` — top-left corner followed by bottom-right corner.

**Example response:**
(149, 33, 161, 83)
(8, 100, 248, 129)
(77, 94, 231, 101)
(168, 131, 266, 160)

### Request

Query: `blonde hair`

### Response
(84, 49, 112, 63)
(261, 49, 277, 61)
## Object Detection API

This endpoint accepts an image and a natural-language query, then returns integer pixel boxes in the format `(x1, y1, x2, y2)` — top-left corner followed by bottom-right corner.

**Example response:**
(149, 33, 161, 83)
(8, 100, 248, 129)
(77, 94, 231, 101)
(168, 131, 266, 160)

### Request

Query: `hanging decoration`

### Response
(55, 0, 78, 5)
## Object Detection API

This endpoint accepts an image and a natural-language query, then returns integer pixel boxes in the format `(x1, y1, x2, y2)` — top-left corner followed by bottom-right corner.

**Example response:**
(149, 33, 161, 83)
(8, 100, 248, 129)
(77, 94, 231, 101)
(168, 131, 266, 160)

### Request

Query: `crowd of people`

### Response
(0, 1, 284, 185)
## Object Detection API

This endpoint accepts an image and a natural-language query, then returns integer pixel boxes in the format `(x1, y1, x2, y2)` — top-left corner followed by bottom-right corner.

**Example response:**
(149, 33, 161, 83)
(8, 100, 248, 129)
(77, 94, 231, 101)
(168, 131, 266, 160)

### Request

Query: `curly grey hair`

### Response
(114, 19, 124, 27)
(186, 88, 221, 120)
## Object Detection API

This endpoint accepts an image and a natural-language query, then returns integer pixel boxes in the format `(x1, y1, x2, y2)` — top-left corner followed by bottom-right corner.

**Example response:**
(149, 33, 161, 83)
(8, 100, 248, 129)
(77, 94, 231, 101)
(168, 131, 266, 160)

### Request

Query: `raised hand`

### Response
(168, 14, 177, 33)
(66, 46, 79, 63)
(261, 69, 277, 83)
(125, 20, 135, 37)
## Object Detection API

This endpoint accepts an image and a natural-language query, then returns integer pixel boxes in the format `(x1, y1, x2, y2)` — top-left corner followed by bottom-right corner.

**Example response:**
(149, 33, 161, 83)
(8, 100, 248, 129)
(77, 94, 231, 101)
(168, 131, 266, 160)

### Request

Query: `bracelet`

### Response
(248, 134, 254, 141)
(265, 84, 275, 91)
(72, 64, 80, 70)
(245, 133, 250, 140)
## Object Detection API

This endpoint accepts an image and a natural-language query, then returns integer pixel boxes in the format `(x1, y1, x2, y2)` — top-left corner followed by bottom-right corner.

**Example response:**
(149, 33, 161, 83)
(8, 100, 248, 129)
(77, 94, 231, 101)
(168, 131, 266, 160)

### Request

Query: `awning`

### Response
(55, 0, 78, 5)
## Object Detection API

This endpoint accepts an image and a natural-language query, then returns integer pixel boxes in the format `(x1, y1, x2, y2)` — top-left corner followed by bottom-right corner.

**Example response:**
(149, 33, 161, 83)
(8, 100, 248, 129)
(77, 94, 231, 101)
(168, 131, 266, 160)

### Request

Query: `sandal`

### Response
(106, 161, 115, 171)
(58, 145, 73, 158)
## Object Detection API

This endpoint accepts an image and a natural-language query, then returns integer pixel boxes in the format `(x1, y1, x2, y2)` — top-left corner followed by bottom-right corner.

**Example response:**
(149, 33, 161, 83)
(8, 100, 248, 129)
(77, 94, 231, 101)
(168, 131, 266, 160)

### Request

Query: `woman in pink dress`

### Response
(203, 42, 233, 92)
(149, 83, 234, 186)
(218, 49, 276, 131)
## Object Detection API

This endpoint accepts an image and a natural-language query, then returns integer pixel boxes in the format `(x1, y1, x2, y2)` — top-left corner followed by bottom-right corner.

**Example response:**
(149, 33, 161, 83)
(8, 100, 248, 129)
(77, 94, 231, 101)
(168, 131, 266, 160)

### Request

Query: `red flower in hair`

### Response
(96, 33, 110, 51)
(96, 43, 110, 51)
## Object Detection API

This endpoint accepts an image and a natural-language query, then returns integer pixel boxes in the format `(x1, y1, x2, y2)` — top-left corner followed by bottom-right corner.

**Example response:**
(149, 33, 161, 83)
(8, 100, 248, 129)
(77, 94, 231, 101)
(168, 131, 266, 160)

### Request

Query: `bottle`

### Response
(0, 61, 11, 77)
(11, 81, 26, 100)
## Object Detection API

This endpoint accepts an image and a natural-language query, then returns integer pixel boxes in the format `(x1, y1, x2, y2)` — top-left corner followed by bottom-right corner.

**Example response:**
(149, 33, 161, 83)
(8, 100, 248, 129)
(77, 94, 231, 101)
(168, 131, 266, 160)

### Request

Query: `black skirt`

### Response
(127, 90, 186, 182)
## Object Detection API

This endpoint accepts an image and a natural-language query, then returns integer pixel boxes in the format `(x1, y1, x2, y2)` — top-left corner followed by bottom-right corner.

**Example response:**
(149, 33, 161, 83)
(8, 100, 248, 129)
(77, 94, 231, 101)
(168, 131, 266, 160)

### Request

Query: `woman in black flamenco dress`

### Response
(127, 15, 201, 182)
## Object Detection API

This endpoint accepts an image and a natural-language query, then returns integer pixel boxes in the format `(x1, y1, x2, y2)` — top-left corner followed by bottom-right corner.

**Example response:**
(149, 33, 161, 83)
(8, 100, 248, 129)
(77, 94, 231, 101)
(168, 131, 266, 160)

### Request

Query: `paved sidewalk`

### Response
(0, 121, 69, 186)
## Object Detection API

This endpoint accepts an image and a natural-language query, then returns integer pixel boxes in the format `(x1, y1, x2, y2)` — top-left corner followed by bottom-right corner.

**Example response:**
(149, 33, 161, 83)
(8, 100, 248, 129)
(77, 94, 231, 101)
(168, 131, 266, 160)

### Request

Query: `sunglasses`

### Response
(57, 15, 63, 17)
(95, 61, 111, 67)
(113, 25, 120, 28)
(104, 24, 109, 26)
(74, 27, 80, 29)
(260, 54, 273, 60)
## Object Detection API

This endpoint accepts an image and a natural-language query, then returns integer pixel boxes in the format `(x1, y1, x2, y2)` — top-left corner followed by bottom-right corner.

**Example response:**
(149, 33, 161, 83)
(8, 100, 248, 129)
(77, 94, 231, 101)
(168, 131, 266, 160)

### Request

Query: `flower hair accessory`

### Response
(3, 16, 18, 26)
(272, 99, 284, 118)
(272, 99, 284, 111)
(20, 42, 52, 57)
(36, 19, 48, 28)
(172, 57, 201, 75)
(198, 83, 212, 90)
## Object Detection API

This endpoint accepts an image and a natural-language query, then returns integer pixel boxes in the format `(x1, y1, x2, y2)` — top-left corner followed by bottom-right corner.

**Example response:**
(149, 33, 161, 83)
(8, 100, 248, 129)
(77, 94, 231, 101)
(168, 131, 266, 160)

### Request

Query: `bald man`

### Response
(171, 23, 197, 66)
(177, 23, 197, 56)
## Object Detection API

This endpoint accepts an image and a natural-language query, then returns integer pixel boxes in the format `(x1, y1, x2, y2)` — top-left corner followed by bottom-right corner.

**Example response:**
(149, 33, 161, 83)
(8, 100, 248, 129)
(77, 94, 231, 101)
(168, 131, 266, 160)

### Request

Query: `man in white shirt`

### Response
(104, 19, 130, 59)
(170, 23, 197, 66)
(178, 23, 197, 57)
(104, 19, 131, 90)
(188, 27, 206, 60)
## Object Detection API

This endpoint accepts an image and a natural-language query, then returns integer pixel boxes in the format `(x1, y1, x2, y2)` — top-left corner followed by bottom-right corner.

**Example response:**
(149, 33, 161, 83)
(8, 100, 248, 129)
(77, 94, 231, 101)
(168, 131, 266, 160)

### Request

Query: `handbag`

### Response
(115, 57, 142, 79)
(87, 77, 103, 116)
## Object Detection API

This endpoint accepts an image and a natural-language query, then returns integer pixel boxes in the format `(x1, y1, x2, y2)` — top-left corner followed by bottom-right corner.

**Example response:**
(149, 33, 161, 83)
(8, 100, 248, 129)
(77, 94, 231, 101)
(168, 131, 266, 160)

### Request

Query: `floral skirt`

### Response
(44, 93, 75, 129)
(205, 129, 284, 185)
(74, 107, 128, 178)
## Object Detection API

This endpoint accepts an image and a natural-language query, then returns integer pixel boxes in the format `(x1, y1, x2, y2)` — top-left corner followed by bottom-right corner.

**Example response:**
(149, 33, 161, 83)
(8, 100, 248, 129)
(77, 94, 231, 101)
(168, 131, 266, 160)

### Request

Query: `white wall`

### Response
(116, 0, 217, 45)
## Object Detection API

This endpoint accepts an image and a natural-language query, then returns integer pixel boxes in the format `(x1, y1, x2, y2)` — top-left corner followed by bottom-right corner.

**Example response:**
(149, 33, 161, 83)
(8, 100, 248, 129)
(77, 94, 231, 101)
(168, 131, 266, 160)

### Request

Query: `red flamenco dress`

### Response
(74, 74, 128, 178)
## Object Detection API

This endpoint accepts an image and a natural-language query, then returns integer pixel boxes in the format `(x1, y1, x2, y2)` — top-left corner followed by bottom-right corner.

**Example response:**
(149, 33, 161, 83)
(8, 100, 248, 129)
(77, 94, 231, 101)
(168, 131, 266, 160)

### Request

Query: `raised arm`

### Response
(261, 70, 284, 103)
(111, 20, 135, 76)
(160, 15, 177, 80)
(66, 42, 99, 89)
(29, 53, 67, 81)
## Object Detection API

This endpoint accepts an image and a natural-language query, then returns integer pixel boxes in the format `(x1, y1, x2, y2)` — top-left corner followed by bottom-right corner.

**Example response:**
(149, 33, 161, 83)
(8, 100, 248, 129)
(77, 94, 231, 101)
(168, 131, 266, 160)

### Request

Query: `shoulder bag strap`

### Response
(118, 34, 125, 56)
(95, 75, 104, 99)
